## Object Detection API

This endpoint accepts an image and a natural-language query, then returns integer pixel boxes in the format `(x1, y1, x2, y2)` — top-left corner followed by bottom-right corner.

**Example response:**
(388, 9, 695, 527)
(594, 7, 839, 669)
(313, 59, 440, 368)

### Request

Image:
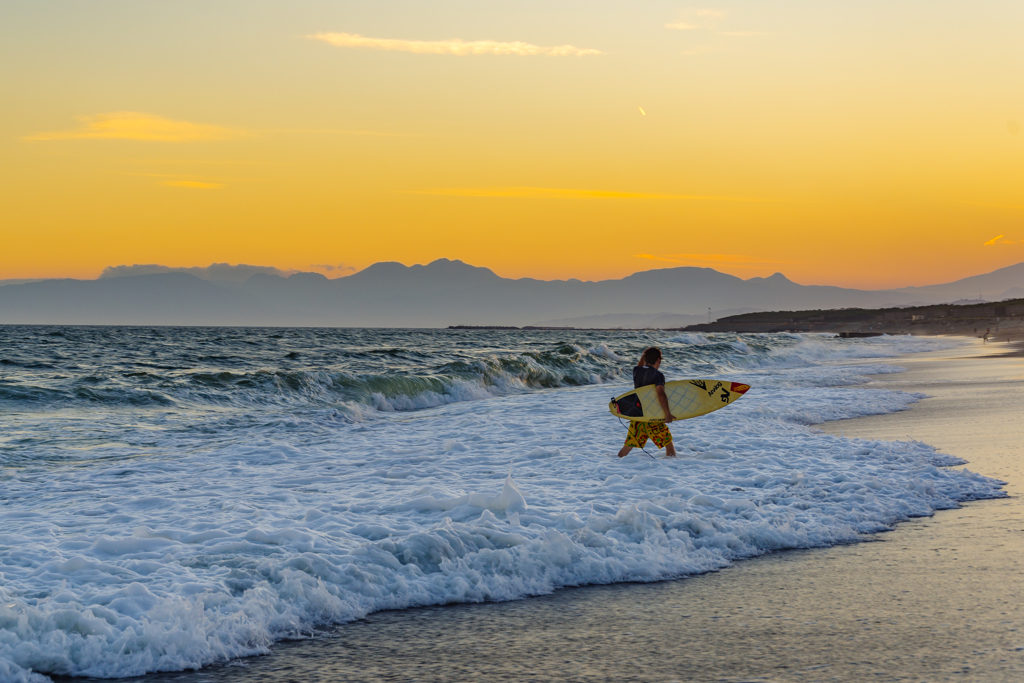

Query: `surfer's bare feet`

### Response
(665, 444, 677, 457)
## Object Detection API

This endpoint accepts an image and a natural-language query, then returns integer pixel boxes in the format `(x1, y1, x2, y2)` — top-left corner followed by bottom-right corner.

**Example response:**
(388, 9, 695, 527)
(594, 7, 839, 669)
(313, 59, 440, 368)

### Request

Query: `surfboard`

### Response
(609, 380, 750, 423)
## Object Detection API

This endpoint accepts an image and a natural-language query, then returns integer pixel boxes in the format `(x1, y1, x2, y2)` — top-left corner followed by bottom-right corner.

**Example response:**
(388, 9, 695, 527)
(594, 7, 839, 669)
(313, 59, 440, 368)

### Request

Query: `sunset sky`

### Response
(2, 1, 1022, 288)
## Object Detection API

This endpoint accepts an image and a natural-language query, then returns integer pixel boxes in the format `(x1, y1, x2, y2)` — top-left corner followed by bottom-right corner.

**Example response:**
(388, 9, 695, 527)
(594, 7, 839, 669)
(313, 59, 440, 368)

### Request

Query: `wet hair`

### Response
(641, 347, 662, 365)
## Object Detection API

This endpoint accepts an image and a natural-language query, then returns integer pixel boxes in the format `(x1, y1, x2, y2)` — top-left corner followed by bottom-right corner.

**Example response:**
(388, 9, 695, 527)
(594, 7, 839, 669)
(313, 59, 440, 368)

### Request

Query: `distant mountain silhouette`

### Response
(2, 258, 1023, 327)
(0, 274, 254, 326)
(0, 279, 44, 287)
(998, 287, 1024, 300)
(892, 262, 1024, 302)
(99, 263, 294, 283)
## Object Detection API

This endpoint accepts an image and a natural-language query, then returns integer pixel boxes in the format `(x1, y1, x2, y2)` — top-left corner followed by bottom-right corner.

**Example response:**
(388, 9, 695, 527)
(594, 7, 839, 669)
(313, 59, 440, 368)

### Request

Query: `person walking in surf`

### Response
(618, 347, 677, 458)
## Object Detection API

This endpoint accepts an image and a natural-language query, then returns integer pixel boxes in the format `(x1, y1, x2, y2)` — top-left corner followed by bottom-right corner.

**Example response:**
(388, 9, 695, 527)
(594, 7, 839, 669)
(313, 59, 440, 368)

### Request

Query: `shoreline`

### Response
(107, 336, 1023, 683)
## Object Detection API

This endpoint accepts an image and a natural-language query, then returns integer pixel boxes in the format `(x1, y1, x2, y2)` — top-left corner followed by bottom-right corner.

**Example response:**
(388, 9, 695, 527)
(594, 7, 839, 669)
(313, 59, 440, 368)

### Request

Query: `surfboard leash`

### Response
(615, 415, 656, 459)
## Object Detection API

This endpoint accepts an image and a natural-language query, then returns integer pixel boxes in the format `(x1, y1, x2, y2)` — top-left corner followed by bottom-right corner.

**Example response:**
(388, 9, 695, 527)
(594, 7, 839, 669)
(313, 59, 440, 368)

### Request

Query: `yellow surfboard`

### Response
(609, 380, 750, 423)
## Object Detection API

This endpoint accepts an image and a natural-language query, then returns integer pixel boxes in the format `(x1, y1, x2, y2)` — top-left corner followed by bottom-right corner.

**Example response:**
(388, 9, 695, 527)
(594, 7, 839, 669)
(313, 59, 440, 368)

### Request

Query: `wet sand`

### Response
(103, 339, 1024, 683)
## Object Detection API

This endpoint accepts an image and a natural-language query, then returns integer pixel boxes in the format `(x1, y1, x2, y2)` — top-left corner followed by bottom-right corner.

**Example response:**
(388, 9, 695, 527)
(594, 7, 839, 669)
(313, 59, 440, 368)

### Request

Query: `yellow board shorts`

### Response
(625, 420, 673, 450)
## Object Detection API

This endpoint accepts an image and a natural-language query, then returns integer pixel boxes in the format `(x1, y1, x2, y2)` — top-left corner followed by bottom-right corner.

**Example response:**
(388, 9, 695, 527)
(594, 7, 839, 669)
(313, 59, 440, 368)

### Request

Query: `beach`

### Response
(55, 337, 1020, 683)
(9, 3, 1024, 681)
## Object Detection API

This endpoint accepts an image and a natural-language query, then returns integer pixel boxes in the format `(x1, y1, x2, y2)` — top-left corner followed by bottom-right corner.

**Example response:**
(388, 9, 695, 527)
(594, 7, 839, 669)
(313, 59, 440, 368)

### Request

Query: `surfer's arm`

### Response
(655, 385, 674, 423)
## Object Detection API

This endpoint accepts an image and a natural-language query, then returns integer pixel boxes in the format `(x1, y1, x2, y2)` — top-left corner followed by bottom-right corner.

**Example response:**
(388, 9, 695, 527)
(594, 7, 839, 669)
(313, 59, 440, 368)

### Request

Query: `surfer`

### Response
(617, 347, 677, 458)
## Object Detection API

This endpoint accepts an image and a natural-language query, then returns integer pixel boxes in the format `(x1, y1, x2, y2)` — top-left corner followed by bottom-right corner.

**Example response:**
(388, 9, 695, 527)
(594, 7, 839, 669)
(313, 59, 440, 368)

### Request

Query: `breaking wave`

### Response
(0, 329, 959, 419)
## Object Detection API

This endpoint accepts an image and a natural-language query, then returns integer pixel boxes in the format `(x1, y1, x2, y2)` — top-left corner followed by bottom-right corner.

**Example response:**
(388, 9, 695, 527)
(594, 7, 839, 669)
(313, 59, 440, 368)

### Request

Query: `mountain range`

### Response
(2, 259, 1023, 328)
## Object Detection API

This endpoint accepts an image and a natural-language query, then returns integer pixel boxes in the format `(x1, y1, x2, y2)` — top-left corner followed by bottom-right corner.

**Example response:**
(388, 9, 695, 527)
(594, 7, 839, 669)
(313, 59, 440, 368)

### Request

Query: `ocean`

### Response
(0, 327, 1006, 682)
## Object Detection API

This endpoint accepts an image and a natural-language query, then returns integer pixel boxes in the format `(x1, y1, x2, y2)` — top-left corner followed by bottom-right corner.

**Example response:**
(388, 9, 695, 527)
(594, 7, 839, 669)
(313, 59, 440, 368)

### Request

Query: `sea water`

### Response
(0, 327, 1005, 682)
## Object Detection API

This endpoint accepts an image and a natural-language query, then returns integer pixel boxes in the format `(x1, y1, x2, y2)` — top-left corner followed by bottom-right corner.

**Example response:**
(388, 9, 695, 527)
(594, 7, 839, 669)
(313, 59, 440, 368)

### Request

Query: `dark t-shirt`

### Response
(633, 365, 666, 389)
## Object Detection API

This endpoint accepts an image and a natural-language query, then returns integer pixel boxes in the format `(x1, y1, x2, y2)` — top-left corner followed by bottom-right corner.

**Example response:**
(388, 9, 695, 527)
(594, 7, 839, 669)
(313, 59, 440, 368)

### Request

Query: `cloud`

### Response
(668, 10, 767, 39)
(666, 8, 728, 30)
(983, 235, 1022, 246)
(635, 253, 798, 269)
(409, 186, 762, 201)
(309, 32, 601, 56)
(100, 263, 295, 283)
(311, 263, 356, 273)
(25, 112, 244, 142)
(163, 180, 223, 189)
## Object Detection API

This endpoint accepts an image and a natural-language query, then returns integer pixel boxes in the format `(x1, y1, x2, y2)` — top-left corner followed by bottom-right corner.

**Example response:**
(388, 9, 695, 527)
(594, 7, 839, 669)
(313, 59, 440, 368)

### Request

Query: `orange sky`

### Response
(2, 1, 1022, 288)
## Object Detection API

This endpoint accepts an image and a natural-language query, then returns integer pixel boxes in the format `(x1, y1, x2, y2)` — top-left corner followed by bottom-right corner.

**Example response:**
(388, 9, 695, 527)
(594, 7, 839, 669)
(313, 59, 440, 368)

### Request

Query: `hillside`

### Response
(2, 259, 1023, 327)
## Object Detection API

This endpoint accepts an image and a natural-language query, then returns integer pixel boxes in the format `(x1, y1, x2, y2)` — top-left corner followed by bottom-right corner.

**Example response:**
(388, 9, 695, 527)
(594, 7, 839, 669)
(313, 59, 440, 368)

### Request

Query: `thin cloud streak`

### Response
(666, 8, 728, 31)
(409, 187, 765, 202)
(983, 235, 1022, 246)
(26, 114, 399, 144)
(310, 33, 601, 57)
(25, 112, 243, 142)
(668, 10, 769, 42)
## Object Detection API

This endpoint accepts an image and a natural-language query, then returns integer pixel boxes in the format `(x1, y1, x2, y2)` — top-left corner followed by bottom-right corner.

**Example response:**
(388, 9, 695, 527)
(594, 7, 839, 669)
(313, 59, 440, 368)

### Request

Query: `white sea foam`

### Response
(0, 334, 1004, 681)
(587, 343, 627, 361)
(665, 332, 710, 345)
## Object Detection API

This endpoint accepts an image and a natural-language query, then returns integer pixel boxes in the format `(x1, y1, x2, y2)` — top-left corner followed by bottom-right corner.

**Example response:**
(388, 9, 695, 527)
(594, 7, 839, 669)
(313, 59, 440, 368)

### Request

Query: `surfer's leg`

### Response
(650, 423, 676, 457)
(620, 422, 645, 456)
